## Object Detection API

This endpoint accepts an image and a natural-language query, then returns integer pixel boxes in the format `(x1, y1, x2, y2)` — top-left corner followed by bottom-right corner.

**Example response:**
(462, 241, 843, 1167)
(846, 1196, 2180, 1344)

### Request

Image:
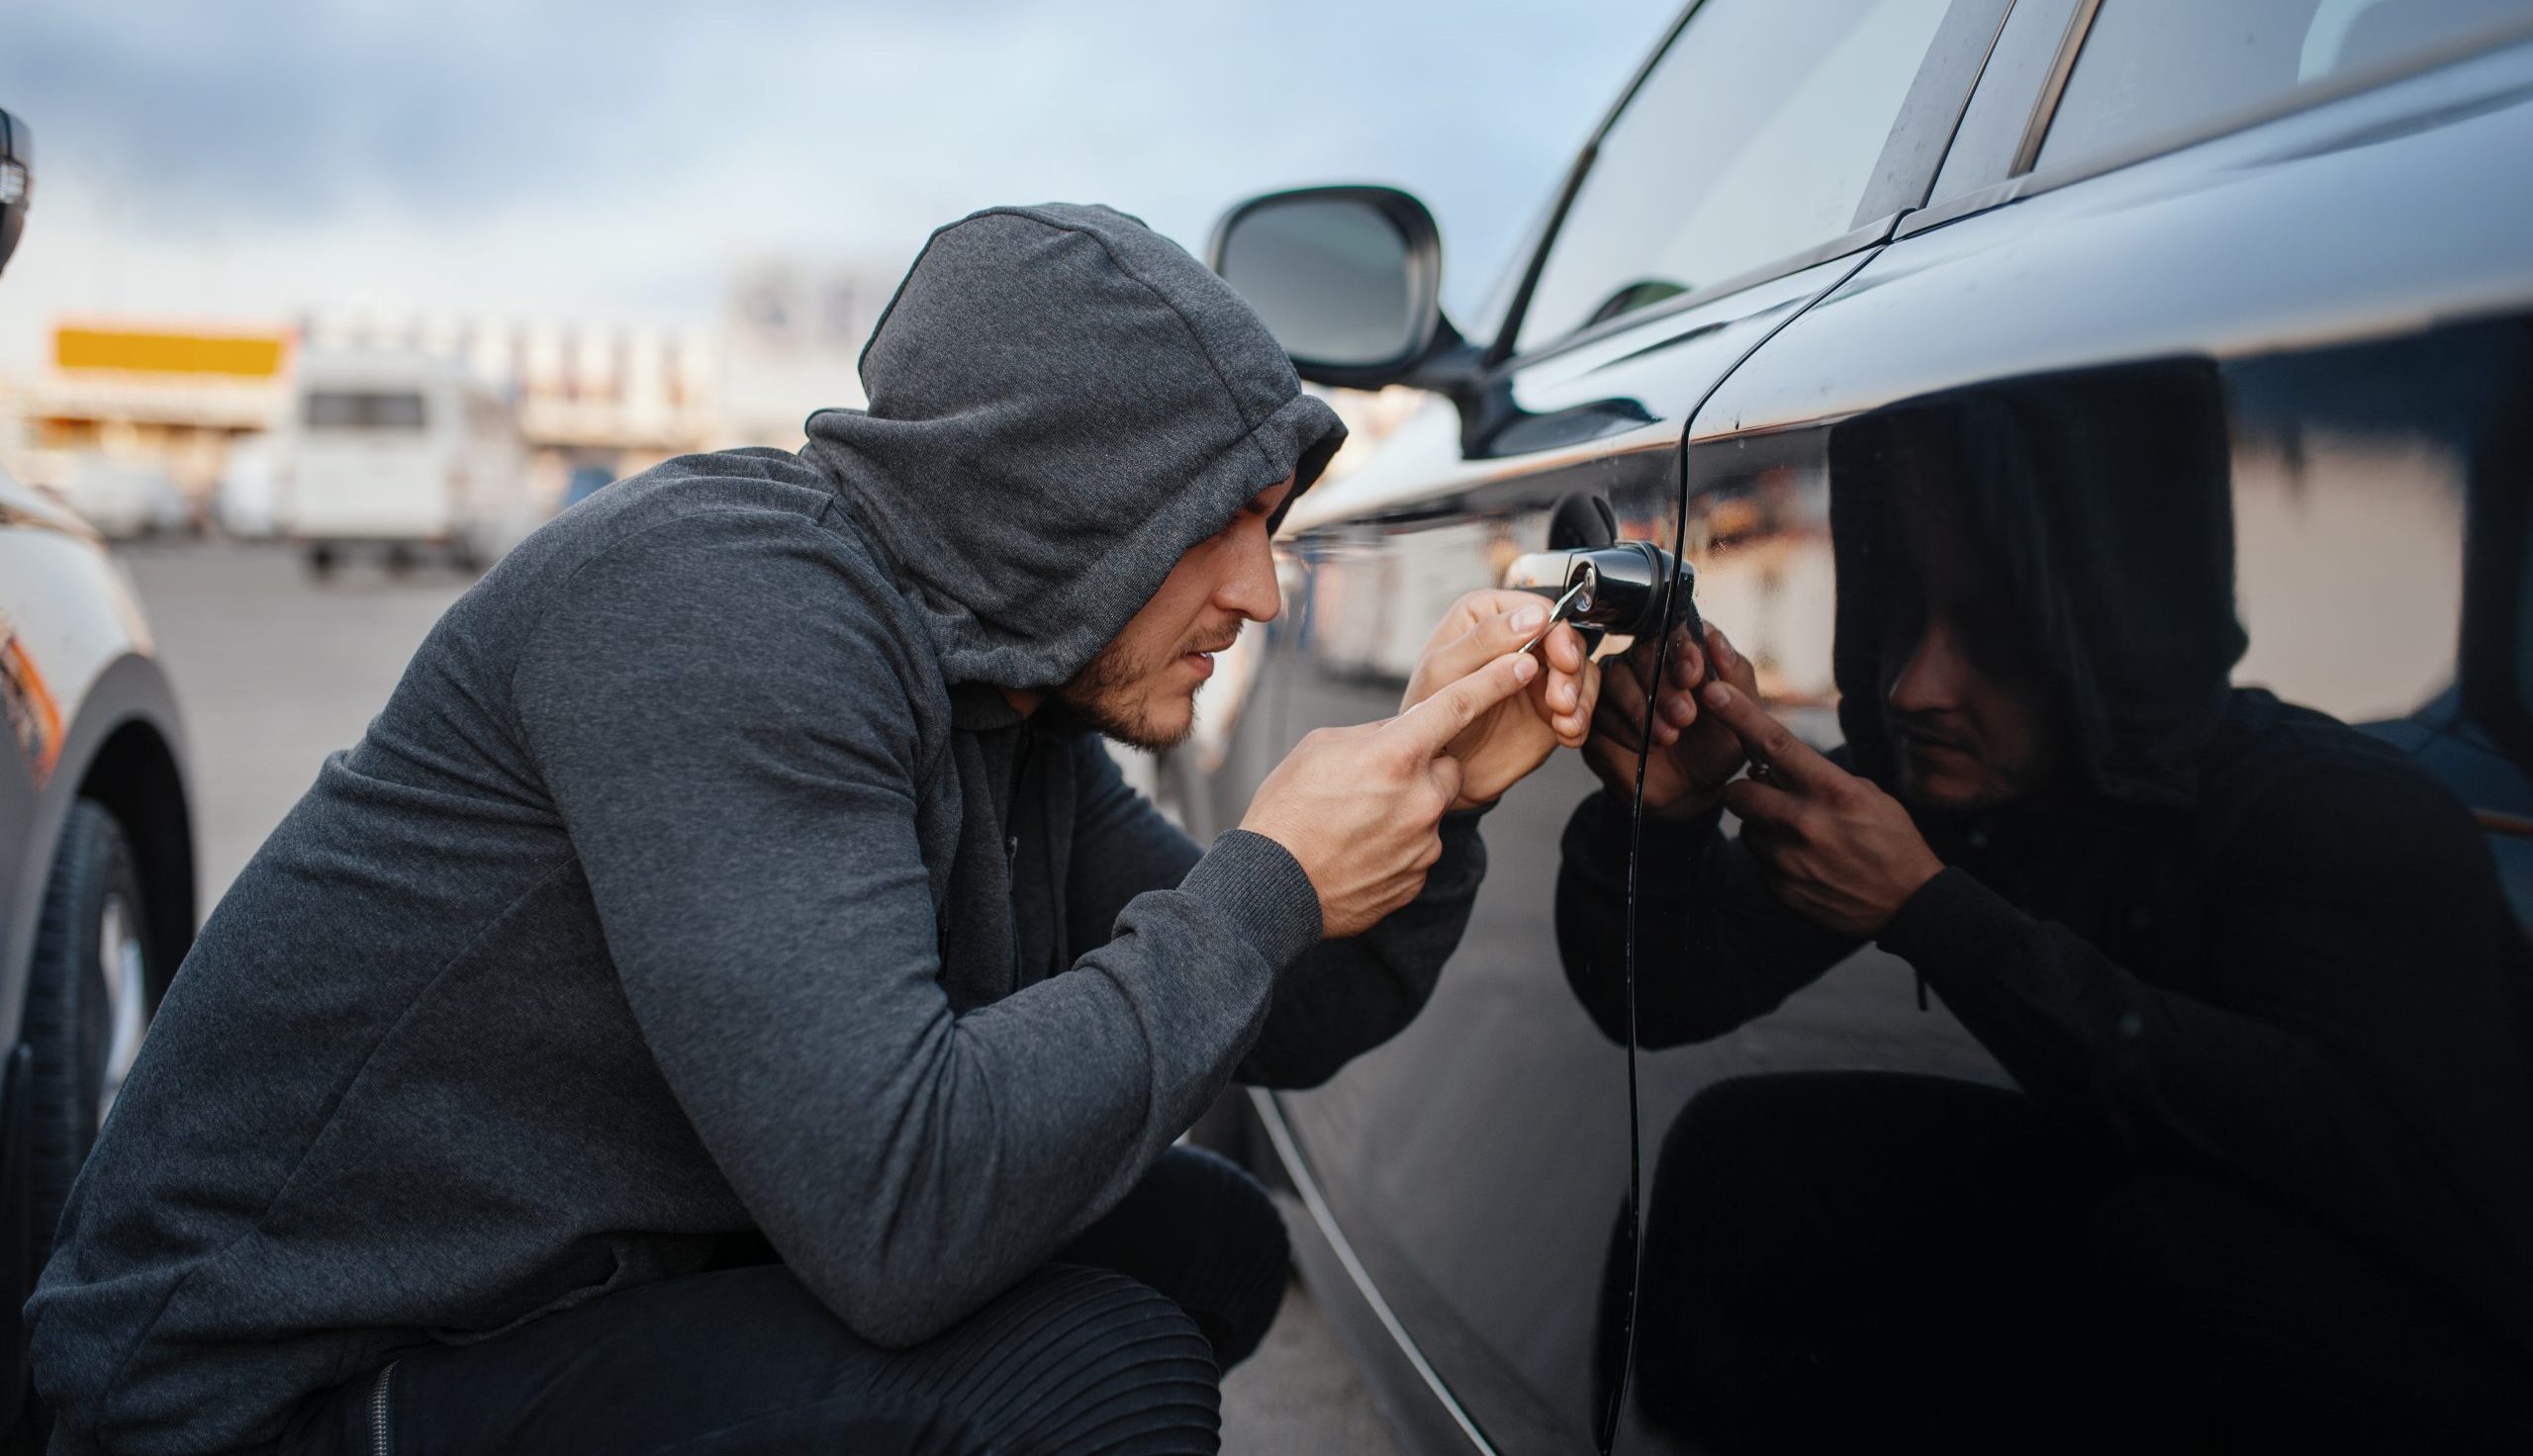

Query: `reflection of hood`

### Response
(804, 203, 1347, 691)
(1829, 359, 2246, 809)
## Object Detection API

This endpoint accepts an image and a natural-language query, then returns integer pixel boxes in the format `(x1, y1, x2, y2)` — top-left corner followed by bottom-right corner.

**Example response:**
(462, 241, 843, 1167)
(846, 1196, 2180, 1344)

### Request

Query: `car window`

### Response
(2036, 0, 2533, 172)
(1513, 0, 1954, 355)
(304, 391, 427, 431)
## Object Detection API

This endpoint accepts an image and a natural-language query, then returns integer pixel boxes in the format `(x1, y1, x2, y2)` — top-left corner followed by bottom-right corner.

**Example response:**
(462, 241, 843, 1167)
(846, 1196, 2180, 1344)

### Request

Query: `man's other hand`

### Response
(1402, 590, 1599, 811)
(1584, 620, 1760, 820)
(1243, 651, 1540, 939)
(1700, 681, 1943, 938)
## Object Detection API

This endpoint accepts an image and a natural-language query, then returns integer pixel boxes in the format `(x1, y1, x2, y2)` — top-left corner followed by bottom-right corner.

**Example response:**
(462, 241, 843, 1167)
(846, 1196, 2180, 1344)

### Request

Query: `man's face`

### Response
(1057, 476, 1293, 751)
(1875, 487, 2062, 813)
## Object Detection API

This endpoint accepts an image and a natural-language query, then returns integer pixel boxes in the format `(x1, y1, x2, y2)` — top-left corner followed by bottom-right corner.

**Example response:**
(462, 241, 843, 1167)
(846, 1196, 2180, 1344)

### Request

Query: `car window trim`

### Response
(1904, 10, 2533, 237)
(2008, 0, 2104, 175)
(1851, 0, 2019, 225)
(1503, 0, 1998, 369)
(1495, 214, 1898, 376)
(1486, 0, 1707, 369)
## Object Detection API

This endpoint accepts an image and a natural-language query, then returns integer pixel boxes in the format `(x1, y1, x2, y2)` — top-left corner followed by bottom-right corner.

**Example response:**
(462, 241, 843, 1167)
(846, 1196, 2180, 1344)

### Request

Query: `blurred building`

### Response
(717, 261, 889, 449)
(0, 263, 894, 523)
(1, 322, 291, 504)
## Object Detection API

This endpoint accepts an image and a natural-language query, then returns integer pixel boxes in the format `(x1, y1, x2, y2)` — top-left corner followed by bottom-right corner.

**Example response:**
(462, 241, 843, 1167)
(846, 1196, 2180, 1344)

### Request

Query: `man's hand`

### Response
(1244, 651, 1541, 938)
(1583, 620, 1761, 820)
(1402, 590, 1598, 811)
(1696, 681, 1942, 938)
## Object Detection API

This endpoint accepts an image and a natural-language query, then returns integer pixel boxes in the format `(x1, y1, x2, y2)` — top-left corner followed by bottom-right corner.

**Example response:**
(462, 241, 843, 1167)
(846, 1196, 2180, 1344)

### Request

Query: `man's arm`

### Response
(1881, 761, 2533, 1326)
(513, 514, 1319, 1349)
(1555, 786, 1863, 1047)
(1064, 743, 1487, 1089)
(1699, 681, 2533, 1334)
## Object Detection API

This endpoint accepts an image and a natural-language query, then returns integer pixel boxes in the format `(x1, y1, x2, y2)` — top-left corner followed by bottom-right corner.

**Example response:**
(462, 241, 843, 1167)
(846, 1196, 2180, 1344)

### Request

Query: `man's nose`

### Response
(1219, 525, 1281, 624)
(1887, 615, 1969, 714)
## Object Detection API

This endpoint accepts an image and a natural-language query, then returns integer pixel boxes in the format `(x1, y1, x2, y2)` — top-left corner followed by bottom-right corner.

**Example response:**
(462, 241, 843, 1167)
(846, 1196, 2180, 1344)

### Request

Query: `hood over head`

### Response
(804, 202, 1347, 691)
(1828, 358, 2248, 810)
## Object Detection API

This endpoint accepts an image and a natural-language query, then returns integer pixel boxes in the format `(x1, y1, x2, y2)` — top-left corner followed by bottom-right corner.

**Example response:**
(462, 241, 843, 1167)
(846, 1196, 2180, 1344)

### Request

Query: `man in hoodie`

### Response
(1560, 363, 2533, 1447)
(29, 204, 1599, 1456)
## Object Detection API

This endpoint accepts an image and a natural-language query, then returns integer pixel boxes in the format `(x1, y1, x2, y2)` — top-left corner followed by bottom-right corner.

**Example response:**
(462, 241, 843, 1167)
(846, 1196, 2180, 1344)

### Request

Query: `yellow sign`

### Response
(54, 325, 290, 379)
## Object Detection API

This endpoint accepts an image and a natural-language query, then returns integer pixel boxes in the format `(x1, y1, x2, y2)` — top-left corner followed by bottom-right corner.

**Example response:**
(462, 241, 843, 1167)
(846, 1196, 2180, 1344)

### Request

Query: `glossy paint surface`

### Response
(1207, 10, 2533, 1454)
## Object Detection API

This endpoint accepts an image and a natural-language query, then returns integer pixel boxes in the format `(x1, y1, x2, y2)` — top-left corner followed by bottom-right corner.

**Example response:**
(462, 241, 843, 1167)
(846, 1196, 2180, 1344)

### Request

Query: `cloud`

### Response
(0, 0, 1679, 365)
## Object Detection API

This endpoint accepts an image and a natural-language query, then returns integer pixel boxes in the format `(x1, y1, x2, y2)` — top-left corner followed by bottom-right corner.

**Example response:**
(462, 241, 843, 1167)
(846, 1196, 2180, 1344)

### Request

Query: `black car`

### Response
(1188, 2, 2533, 1450)
(0, 107, 196, 1438)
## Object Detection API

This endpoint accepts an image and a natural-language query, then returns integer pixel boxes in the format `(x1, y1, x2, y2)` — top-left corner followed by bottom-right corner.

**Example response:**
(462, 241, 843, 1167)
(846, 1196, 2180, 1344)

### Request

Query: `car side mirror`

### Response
(0, 109, 30, 279)
(1209, 185, 1477, 394)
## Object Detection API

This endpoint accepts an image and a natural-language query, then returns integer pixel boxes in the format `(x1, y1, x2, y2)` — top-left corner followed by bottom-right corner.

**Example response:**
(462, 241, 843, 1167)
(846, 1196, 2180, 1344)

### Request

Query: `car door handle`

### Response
(1501, 542, 1696, 644)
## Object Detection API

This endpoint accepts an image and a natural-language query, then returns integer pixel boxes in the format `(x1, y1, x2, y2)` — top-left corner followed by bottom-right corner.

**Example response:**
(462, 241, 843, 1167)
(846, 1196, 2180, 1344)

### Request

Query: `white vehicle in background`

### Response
(212, 435, 282, 539)
(275, 350, 527, 576)
(51, 457, 191, 541)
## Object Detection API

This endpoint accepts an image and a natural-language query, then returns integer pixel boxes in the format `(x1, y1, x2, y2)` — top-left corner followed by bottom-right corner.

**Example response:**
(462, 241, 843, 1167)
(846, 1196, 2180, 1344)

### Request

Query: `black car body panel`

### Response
(1198, 2, 2533, 1451)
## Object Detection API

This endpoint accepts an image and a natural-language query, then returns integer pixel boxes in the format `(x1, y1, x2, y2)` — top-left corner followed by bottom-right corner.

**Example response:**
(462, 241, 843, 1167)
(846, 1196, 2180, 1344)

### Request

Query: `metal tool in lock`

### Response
(1499, 541, 1701, 657)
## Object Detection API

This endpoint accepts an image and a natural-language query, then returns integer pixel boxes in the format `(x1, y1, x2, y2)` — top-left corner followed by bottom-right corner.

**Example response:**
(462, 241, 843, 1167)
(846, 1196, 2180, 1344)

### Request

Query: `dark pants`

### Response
(1633, 1072, 2533, 1453)
(280, 1145, 1287, 1456)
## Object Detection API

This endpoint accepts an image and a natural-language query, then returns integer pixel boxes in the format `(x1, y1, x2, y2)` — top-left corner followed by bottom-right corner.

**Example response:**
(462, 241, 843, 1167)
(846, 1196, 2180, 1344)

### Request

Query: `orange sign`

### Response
(54, 325, 290, 379)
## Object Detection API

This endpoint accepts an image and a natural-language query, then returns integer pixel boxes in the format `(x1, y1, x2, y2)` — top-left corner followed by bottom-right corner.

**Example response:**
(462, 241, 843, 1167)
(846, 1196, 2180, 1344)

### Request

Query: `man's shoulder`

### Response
(486, 451, 945, 719)
(2200, 688, 2480, 860)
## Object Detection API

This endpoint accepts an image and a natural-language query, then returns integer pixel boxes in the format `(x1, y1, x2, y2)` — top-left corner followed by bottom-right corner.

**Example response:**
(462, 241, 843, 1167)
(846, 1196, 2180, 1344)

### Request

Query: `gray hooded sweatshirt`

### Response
(29, 204, 1490, 1454)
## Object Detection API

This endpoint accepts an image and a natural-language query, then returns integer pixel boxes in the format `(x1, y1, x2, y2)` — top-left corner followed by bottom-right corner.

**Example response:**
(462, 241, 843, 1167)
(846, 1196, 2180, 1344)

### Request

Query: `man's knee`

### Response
(1061, 1144, 1290, 1370)
(883, 1264, 1221, 1456)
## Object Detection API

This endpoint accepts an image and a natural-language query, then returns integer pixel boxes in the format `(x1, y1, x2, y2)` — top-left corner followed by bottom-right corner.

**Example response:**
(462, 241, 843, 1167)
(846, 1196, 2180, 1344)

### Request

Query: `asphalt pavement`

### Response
(116, 538, 1400, 1456)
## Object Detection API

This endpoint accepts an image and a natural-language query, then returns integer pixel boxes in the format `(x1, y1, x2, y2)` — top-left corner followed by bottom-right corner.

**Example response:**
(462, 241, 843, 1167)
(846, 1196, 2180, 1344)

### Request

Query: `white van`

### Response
(276, 350, 528, 574)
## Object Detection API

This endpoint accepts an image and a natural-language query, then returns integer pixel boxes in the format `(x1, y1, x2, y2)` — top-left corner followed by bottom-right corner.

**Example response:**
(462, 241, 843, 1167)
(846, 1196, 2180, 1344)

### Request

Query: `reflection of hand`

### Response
(1401, 591, 1598, 811)
(1584, 621, 1759, 820)
(1699, 682, 1941, 938)
(1244, 651, 1539, 939)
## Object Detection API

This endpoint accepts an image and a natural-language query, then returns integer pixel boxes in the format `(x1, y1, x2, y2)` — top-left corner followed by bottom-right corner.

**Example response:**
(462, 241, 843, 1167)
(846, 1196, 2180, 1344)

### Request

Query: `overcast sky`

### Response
(0, 0, 1681, 370)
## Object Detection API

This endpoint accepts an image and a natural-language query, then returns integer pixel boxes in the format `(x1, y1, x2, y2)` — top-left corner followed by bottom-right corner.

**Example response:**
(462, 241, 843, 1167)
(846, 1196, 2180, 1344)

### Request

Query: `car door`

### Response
(1616, 5, 2533, 1449)
(1189, 2, 2008, 1449)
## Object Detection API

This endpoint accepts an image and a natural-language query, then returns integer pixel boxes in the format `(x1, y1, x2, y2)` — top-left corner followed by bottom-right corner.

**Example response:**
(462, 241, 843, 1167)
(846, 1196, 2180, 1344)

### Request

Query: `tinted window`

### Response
(1514, 0, 1953, 353)
(2038, 0, 2533, 171)
(304, 390, 426, 431)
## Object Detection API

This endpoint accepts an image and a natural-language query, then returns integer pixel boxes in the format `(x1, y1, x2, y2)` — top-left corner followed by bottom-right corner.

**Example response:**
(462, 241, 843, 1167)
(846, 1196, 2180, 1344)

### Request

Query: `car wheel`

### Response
(305, 543, 337, 580)
(25, 801, 156, 1259)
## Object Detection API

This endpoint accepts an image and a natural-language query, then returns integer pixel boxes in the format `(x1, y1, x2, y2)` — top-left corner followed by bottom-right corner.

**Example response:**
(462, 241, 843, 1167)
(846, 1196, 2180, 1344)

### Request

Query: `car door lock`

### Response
(1501, 541, 1694, 643)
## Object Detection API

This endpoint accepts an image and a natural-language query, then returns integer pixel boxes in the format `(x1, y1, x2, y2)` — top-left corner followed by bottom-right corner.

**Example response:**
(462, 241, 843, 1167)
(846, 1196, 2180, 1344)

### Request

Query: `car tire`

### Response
(305, 543, 337, 580)
(24, 801, 156, 1262)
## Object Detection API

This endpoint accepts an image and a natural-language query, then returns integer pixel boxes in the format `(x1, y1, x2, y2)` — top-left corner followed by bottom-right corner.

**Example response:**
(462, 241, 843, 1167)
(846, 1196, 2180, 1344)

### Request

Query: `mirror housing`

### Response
(0, 110, 29, 279)
(1209, 184, 1480, 395)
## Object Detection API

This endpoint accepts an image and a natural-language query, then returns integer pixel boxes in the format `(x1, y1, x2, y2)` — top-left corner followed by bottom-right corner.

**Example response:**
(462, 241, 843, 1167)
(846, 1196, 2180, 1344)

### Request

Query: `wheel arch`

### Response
(70, 718, 194, 997)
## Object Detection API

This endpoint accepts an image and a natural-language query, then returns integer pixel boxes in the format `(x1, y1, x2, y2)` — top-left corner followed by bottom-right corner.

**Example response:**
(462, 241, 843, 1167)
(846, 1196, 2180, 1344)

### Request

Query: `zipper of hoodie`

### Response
(368, 1360, 397, 1456)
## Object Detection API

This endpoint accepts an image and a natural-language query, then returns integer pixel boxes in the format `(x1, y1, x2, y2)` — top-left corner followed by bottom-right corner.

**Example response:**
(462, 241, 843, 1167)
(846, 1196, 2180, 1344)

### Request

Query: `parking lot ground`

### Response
(117, 539, 1401, 1456)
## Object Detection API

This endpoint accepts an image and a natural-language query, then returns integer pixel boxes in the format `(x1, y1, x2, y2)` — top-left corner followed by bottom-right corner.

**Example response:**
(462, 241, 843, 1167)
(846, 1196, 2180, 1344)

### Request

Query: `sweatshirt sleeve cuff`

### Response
(1876, 865, 2033, 969)
(1182, 829, 1324, 974)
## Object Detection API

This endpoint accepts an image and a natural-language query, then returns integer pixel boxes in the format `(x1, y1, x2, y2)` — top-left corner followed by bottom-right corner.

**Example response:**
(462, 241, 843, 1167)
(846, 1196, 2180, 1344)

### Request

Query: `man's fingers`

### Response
(1707, 622, 1758, 692)
(1427, 749, 1466, 806)
(1391, 651, 1539, 758)
(1722, 774, 1803, 826)
(1699, 682, 1836, 791)
(1559, 660, 1603, 747)
(1596, 656, 1650, 740)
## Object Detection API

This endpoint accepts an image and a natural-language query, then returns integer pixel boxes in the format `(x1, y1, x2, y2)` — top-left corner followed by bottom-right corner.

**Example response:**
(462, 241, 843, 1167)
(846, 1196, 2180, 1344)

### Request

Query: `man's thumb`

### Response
(1392, 651, 1537, 758)
(1428, 750, 1466, 805)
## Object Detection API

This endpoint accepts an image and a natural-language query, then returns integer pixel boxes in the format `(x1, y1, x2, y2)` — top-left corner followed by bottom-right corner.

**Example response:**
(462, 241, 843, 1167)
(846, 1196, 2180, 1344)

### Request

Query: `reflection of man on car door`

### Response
(1560, 362, 2533, 1448)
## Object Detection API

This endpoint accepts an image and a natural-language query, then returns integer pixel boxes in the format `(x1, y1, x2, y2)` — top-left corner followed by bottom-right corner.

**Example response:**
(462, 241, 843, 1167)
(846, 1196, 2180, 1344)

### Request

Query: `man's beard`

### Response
(1056, 639, 1200, 753)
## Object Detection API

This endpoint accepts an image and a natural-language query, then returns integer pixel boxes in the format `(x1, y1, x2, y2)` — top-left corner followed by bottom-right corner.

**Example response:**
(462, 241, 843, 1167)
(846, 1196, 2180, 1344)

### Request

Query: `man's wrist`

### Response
(1186, 829, 1325, 971)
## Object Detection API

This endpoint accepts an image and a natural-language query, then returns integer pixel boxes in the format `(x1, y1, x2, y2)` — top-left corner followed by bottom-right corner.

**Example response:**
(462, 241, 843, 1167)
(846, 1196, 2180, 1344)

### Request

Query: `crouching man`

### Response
(29, 204, 1598, 1456)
